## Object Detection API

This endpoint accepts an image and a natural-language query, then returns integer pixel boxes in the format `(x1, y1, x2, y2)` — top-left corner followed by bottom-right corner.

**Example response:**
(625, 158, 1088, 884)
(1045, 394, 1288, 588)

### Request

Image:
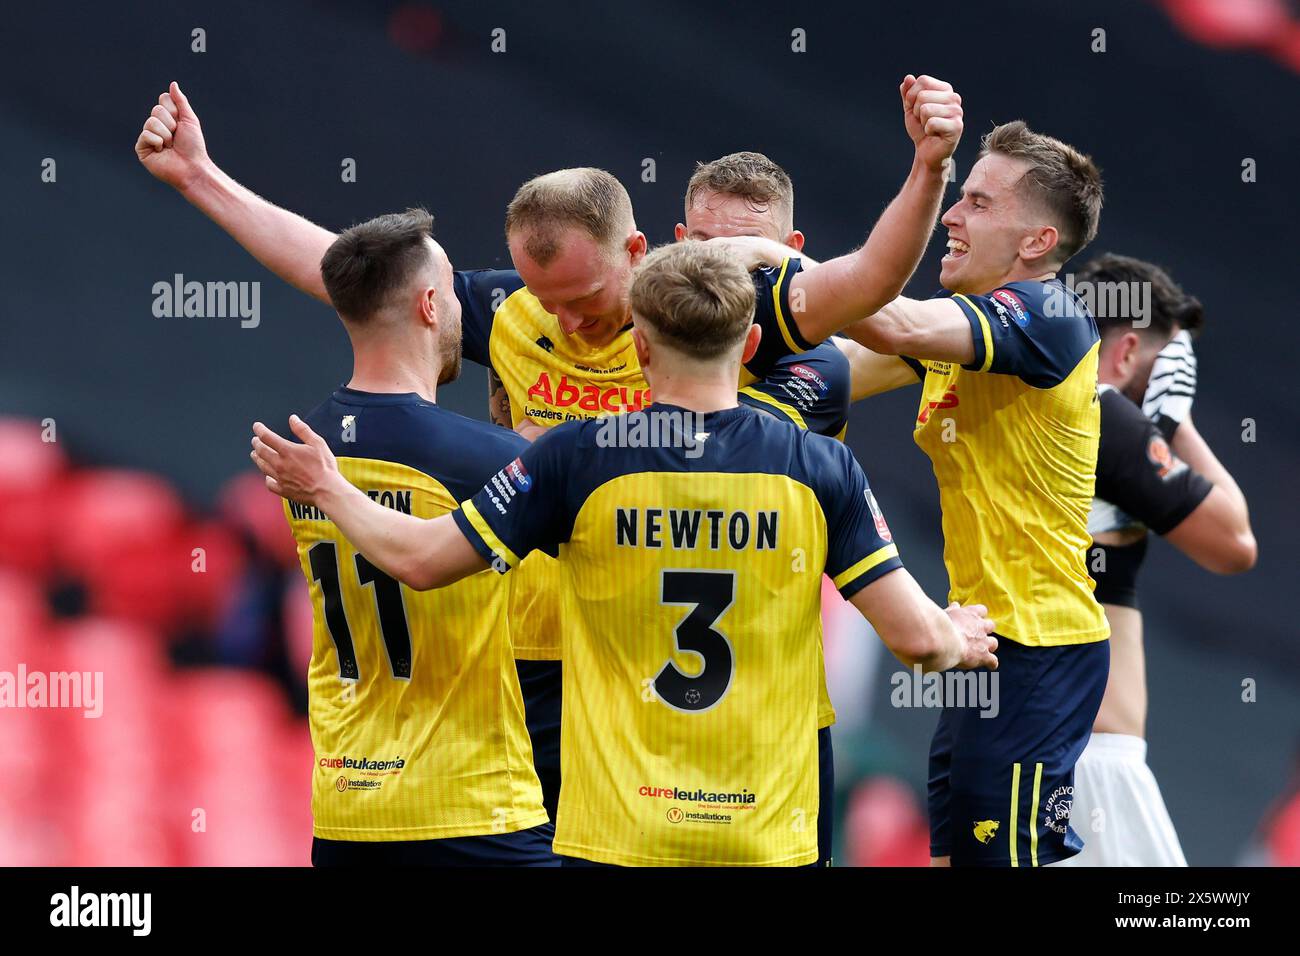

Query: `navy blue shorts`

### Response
(516, 659, 563, 822)
(817, 726, 834, 866)
(311, 822, 558, 866)
(928, 636, 1108, 867)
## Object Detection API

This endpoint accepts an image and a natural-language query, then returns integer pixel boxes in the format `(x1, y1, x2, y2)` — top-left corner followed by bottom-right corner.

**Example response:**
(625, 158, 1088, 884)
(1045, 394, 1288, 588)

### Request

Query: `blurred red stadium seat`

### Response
(845, 776, 932, 867)
(0, 418, 68, 577)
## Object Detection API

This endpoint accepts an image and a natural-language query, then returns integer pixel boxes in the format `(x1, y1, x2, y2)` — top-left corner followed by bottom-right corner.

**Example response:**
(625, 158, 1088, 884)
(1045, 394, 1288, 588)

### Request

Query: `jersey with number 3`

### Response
(453, 403, 901, 866)
(283, 387, 548, 842)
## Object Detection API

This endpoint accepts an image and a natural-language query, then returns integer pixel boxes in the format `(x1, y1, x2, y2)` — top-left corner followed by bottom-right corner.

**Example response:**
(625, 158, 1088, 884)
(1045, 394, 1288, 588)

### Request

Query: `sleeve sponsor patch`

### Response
(865, 489, 892, 543)
(992, 289, 1030, 327)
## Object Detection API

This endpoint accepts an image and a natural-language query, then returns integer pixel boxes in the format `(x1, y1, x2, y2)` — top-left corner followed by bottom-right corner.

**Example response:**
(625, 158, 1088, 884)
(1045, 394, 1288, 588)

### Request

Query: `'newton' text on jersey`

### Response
(615, 507, 779, 551)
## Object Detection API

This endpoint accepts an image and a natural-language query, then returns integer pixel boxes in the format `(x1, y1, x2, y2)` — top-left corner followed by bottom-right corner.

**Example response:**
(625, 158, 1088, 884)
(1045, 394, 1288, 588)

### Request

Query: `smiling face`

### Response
(508, 225, 643, 350)
(676, 189, 803, 248)
(939, 152, 1056, 295)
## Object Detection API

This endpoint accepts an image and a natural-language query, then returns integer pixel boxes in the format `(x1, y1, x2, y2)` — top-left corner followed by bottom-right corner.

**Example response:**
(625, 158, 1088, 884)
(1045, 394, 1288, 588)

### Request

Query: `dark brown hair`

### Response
(320, 207, 435, 322)
(1074, 252, 1204, 338)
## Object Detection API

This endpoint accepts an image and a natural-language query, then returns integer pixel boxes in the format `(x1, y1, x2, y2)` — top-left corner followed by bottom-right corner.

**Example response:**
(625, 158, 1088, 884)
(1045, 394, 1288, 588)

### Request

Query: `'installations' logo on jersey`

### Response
(973, 819, 1000, 844)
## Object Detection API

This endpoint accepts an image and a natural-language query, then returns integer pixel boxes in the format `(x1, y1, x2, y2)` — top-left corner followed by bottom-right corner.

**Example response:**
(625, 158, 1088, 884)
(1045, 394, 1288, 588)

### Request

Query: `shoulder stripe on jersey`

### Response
(953, 294, 995, 373)
(461, 499, 521, 568)
(738, 385, 807, 430)
(832, 544, 899, 589)
(771, 258, 807, 356)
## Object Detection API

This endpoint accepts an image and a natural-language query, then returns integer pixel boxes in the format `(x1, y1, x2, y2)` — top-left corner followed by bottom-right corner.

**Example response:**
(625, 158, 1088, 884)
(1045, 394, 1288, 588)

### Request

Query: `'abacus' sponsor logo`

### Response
(526, 372, 651, 414)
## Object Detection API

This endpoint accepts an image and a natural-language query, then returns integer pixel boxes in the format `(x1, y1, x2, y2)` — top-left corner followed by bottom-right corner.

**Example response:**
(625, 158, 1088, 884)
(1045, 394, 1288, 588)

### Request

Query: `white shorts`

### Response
(1057, 732, 1187, 867)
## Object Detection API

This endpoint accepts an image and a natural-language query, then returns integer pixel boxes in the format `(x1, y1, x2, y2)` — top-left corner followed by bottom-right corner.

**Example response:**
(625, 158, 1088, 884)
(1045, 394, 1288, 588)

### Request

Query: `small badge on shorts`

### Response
(973, 819, 1000, 844)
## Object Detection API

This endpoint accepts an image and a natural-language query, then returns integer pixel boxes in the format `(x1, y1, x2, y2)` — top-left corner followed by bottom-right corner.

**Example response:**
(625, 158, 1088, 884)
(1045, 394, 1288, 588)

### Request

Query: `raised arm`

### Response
(135, 82, 337, 305)
(251, 417, 489, 589)
(839, 296, 975, 365)
(1164, 415, 1257, 574)
(831, 336, 923, 400)
(784, 75, 962, 344)
(849, 570, 997, 672)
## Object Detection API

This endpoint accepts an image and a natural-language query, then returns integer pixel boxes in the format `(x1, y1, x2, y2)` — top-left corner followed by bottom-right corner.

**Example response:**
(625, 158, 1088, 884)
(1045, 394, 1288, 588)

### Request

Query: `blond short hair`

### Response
(629, 243, 756, 360)
(504, 167, 633, 266)
(980, 121, 1104, 264)
(685, 151, 794, 235)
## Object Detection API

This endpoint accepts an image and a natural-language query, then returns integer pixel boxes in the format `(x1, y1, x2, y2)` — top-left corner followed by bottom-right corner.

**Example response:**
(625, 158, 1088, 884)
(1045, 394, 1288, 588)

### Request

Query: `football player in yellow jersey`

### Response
(251, 241, 998, 867)
(133, 75, 963, 850)
(672, 149, 922, 863)
(264, 208, 553, 863)
(734, 122, 1112, 866)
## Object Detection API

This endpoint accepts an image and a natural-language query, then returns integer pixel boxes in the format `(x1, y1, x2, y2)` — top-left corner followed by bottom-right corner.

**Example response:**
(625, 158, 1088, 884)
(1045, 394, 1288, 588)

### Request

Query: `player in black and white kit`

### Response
(1062, 254, 1256, 866)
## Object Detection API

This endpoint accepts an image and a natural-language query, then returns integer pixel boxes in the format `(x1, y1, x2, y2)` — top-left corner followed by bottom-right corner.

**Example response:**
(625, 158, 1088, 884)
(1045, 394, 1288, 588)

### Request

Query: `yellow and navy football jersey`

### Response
(452, 404, 901, 866)
(896, 279, 1110, 647)
(456, 265, 850, 736)
(283, 387, 548, 841)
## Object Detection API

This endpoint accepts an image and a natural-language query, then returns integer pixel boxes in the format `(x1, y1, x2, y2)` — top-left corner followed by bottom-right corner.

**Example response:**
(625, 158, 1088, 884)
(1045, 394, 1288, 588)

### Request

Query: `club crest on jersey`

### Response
(1043, 785, 1073, 835)
(864, 489, 892, 542)
(1146, 435, 1175, 478)
(506, 457, 531, 492)
(536, 335, 554, 353)
(992, 289, 1029, 328)
(973, 819, 1000, 844)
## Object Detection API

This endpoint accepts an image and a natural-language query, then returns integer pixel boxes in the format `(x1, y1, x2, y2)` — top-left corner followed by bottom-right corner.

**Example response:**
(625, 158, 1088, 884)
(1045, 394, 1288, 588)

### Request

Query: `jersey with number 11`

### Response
(284, 387, 547, 842)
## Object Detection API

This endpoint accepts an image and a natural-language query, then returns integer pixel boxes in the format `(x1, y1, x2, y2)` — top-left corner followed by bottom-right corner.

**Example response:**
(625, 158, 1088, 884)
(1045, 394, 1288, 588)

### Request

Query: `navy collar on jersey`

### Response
(333, 385, 436, 407)
(646, 401, 753, 427)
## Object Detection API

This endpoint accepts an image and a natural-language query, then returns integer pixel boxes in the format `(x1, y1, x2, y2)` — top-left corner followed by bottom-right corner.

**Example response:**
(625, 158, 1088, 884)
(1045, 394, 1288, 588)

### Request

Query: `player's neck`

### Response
(644, 367, 740, 414)
(347, 342, 440, 404)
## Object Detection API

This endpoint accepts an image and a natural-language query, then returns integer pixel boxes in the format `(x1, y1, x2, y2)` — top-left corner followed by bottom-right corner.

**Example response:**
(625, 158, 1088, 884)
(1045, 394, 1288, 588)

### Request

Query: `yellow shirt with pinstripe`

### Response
(485, 282, 843, 727)
(286, 392, 548, 842)
(453, 404, 902, 865)
(903, 280, 1109, 647)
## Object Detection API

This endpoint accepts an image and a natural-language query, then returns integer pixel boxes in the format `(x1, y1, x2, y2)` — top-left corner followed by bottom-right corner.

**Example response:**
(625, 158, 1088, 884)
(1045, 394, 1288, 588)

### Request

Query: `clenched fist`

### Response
(901, 74, 963, 174)
(134, 81, 211, 192)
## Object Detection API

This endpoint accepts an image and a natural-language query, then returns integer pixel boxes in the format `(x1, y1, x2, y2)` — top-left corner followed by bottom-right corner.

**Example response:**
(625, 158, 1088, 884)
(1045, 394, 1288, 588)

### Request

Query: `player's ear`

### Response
(627, 231, 648, 265)
(1019, 224, 1058, 265)
(631, 325, 651, 368)
(419, 287, 437, 327)
(741, 323, 762, 365)
(785, 230, 806, 253)
(674, 223, 688, 242)
(1117, 331, 1141, 376)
